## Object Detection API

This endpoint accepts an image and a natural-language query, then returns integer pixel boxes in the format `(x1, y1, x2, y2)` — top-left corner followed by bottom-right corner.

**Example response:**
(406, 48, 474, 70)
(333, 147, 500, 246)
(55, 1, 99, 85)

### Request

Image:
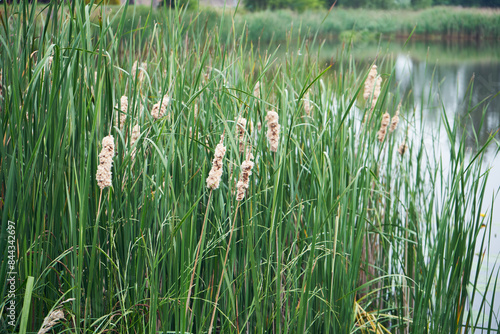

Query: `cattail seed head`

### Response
(236, 149, 255, 201)
(38, 309, 65, 334)
(131, 61, 147, 83)
(116, 96, 128, 129)
(363, 65, 378, 100)
(151, 96, 170, 119)
(253, 81, 260, 100)
(398, 143, 408, 156)
(266, 110, 280, 152)
(130, 124, 140, 160)
(96, 135, 114, 189)
(206, 135, 227, 190)
(304, 92, 312, 117)
(47, 56, 53, 69)
(237, 117, 249, 153)
(390, 103, 401, 132)
(371, 76, 383, 110)
(377, 112, 391, 142)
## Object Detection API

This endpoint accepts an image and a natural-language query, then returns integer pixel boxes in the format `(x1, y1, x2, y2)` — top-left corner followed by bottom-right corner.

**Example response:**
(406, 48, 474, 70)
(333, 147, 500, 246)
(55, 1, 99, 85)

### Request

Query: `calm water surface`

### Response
(357, 40, 500, 327)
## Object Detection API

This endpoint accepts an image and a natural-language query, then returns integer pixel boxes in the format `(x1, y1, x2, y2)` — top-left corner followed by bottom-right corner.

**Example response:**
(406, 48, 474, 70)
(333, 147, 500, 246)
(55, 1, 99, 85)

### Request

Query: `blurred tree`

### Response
(244, 0, 269, 10)
(326, 0, 396, 8)
(161, 0, 198, 8)
(245, 0, 326, 10)
(479, 0, 500, 6)
(432, 0, 500, 5)
(411, 0, 433, 7)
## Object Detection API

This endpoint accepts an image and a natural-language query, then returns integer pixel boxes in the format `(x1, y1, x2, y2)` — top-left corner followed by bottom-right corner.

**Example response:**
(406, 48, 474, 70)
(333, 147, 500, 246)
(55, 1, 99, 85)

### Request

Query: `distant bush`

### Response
(160, 0, 198, 9)
(244, 0, 326, 11)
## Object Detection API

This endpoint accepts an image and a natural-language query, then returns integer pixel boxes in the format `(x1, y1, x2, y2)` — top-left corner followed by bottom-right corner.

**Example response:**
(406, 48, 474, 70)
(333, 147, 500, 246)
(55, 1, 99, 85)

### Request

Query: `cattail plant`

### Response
(131, 61, 147, 83)
(116, 96, 128, 130)
(236, 117, 250, 153)
(398, 142, 408, 156)
(130, 124, 140, 160)
(363, 65, 378, 100)
(47, 56, 53, 69)
(304, 91, 312, 117)
(371, 77, 382, 110)
(390, 103, 401, 132)
(37, 309, 65, 334)
(96, 135, 114, 189)
(236, 148, 255, 201)
(151, 96, 170, 119)
(253, 81, 260, 100)
(206, 134, 227, 190)
(363, 65, 383, 122)
(377, 112, 391, 142)
(266, 109, 280, 152)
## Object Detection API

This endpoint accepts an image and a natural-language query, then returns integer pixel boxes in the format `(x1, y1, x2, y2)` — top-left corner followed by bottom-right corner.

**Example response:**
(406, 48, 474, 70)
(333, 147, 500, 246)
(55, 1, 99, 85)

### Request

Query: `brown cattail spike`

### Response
(253, 81, 260, 100)
(377, 112, 391, 142)
(371, 76, 383, 110)
(236, 117, 248, 153)
(151, 96, 170, 119)
(304, 92, 312, 117)
(398, 143, 408, 156)
(236, 149, 255, 201)
(96, 135, 114, 189)
(206, 135, 227, 190)
(131, 61, 147, 83)
(266, 110, 280, 152)
(130, 124, 140, 160)
(390, 103, 401, 132)
(116, 96, 128, 130)
(363, 65, 378, 100)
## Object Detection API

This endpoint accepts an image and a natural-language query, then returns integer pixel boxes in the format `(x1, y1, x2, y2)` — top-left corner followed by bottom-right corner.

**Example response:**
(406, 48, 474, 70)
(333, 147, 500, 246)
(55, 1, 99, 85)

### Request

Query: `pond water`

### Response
(350, 39, 500, 329)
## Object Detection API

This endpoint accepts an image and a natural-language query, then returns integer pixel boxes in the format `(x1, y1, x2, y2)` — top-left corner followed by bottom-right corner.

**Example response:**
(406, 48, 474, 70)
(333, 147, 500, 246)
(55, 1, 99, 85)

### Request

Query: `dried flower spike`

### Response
(151, 96, 170, 119)
(116, 96, 128, 130)
(38, 309, 65, 334)
(398, 143, 408, 156)
(236, 117, 248, 153)
(390, 103, 401, 132)
(131, 61, 147, 83)
(363, 65, 378, 100)
(253, 81, 260, 100)
(371, 76, 383, 110)
(130, 124, 140, 160)
(266, 110, 280, 152)
(377, 112, 391, 142)
(236, 149, 255, 201)
(206, 135, 227, 190)
(96, 135, 114, 189)
(304, 92, 312, 117)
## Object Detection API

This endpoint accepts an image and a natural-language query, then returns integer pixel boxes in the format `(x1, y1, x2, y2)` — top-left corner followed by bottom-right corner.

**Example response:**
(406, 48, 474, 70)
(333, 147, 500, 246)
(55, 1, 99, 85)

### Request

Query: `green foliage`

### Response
(245, 0, 326, 11)
(433, 0, 500, 6)
(327, 0, 397, 8)
(161, 0, 198, 9)
(411, 0, 433, 8)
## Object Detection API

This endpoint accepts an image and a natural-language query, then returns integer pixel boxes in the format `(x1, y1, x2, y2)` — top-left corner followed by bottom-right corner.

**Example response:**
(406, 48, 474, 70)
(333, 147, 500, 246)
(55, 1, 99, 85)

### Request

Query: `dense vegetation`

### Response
(244, 0, 500, 10)
(110, 6, 500, 42)
(1, 1, 499, 333)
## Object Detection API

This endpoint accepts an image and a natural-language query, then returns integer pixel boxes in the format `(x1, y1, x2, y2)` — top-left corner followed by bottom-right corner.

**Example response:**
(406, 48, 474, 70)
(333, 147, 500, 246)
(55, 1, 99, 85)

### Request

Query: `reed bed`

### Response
(0, 1, 499, 333)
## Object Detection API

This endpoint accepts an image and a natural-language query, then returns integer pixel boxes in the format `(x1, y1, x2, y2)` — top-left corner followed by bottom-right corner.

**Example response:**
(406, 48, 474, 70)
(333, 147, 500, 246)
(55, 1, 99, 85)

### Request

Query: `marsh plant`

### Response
(0, 1, 499, 333)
